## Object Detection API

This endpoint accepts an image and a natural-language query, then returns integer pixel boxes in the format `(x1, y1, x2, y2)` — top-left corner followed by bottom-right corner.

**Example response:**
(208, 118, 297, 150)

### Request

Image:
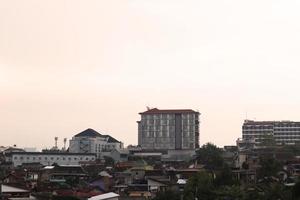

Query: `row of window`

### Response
(142, 114, 197, 120)
(142, 131, 195, 138)
(13, 156, 94, 161)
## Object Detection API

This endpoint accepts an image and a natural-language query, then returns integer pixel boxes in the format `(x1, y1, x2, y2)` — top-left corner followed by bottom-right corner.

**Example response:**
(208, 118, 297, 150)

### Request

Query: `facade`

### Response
(5, 152, 96, 167)
(242, 120, 300, 145)
(69, 128, 123, 158)
(137, 108, 200, 150)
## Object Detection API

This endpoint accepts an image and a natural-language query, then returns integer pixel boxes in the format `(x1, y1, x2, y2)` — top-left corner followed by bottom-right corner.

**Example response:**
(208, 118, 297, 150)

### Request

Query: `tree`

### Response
(263, 183, 293, 200)
(257, 157, 282, 179)
(196, 143, 224, 170)
(292, 181, 300, 200)
(153, 190, 180, 200)
(214, 164, 237, 187)
(184, 172, 215, 200)
(214, 185, 243, 200)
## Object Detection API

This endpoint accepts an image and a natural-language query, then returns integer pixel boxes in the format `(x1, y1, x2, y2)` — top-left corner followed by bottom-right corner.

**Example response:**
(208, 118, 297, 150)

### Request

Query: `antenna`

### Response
(54, 137, 58, 149)
(63, 138, 67, 150)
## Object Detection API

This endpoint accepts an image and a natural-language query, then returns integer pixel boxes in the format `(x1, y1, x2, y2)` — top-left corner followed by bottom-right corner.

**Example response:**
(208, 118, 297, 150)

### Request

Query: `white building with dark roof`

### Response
(69, 128, 123, 158)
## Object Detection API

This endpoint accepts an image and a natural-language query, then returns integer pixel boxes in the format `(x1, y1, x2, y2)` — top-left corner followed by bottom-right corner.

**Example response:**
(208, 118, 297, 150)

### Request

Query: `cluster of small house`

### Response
(0, 147, 204, 200)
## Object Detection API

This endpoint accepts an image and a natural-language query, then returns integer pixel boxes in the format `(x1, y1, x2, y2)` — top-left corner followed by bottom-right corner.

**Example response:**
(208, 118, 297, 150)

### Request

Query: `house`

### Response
(38, 164, 88, 183)
(89, 171, 114, 192)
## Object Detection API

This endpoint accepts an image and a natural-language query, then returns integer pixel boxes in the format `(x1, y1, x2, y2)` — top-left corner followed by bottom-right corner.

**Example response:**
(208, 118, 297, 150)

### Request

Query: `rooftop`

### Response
(1, 184, 29, 193)
(74, 128, 121, 143)
(74, 128, 102, 137)
(88, 192, 119, 200)
(244, 120, 300, 125)
(139, 108, 199, 115)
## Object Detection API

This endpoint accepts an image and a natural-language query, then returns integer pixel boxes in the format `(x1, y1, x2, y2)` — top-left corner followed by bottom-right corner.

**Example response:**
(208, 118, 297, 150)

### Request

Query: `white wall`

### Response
(8, 153, 96, 167)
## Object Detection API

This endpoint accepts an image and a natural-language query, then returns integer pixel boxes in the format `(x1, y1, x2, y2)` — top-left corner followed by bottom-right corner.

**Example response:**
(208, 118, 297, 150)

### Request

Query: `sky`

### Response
(1, 0, 300, 150)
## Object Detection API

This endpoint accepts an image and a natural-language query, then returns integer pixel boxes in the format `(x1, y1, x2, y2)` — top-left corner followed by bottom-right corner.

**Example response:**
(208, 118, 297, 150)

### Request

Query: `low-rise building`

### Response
(39, 165, 88, 183)
(5, 152, 96, 167)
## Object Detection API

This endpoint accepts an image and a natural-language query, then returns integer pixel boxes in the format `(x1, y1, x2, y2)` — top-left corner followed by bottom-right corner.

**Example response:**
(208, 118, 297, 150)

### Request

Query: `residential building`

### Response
(5, 152, 96, 167)
(39, 165, 88, 183)
(137, 108, 200, 150)
(242, 120, 300, 145)
(69, 129, 123, 158)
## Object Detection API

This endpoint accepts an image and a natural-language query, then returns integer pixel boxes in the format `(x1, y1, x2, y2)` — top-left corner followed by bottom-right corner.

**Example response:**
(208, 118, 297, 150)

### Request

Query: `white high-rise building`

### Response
(243, 120, 300, 145)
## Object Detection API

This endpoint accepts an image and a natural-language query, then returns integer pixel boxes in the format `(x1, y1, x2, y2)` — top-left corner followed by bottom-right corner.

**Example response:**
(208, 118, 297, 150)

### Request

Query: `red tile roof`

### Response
(139, 108, 199, 115)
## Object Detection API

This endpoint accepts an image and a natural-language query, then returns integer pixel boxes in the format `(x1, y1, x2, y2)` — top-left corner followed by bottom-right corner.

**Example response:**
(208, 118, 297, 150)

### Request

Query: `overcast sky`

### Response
(1, 0, 300, 150)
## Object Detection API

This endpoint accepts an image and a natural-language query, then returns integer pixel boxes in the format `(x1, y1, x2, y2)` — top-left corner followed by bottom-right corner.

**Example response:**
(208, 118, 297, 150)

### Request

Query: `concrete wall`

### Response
(8, 153, 96, 167)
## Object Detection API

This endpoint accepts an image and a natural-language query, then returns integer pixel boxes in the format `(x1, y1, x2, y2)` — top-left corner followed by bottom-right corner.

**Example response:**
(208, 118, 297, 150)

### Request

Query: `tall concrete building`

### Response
(243, 120, 300, 145)
(137, 108, 200, 150)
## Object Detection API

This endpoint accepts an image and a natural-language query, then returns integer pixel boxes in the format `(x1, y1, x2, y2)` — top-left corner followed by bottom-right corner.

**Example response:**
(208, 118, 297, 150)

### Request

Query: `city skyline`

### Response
(2, 0, 300, 149)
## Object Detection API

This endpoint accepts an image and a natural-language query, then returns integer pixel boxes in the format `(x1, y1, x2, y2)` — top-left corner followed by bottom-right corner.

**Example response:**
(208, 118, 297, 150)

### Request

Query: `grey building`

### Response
(137, 108, 200, 150)
(242, 120, 300, 145)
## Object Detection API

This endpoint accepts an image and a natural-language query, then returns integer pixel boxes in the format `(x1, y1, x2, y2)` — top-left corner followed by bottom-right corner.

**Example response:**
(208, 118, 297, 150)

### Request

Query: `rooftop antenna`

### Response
(63, 138, 67, 150)
(54, 137, 58, 149)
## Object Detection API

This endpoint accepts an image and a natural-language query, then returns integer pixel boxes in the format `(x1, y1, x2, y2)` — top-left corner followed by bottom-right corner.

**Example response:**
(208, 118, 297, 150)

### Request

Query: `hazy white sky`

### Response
(1, 0, 300, 149)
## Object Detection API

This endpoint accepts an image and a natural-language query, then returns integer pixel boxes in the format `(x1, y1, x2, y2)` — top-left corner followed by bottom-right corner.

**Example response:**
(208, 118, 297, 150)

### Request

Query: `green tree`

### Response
(257, 157, 282, 179)
(263, 183, 292, 200)
(196, 143, 224, 170)
(292, 181, 300, 200)
(153, 190, 180, 200)
(184, 171, 215, 200)
(214, 164, 236, 187)
(214, 185, 243, 200)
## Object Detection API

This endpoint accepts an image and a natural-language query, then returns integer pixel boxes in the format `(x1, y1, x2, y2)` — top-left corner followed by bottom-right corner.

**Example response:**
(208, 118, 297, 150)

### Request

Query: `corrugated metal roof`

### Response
(1, 184, 28, 193)
(88, 192, 119, 200)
